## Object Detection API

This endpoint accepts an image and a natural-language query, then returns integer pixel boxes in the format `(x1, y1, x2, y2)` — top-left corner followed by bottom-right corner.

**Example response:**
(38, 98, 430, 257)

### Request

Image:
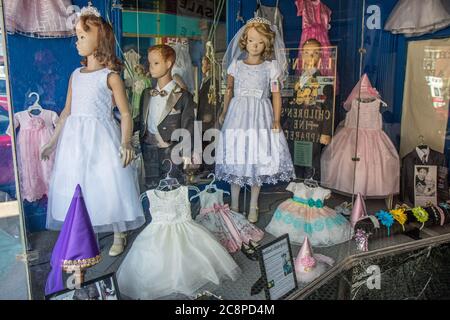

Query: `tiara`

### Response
(80, 1, 101, 17)
(246, 16, 272, 26)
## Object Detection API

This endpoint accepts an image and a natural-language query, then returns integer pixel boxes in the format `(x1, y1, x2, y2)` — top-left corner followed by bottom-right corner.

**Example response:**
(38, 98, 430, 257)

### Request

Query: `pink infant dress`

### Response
(7, 109, 59, 202)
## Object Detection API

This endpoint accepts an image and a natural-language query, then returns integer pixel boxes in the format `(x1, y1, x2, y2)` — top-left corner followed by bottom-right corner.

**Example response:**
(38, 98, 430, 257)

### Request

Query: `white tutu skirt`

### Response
(46, 115, 145, 233)
(385, 0, 450, 37)
(116, 220, 241, 300)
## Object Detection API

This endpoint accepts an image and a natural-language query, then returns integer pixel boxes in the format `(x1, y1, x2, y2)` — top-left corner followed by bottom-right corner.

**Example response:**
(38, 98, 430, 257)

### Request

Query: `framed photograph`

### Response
(256, 234, 298, 300)
(45, 273, 121, 300)
(414, 165, 438, 206)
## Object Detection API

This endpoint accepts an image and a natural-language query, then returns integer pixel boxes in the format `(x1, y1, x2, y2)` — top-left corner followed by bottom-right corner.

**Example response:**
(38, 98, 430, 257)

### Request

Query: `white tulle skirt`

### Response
(116, 220, 241, 300)
(46, 115, 145, 233)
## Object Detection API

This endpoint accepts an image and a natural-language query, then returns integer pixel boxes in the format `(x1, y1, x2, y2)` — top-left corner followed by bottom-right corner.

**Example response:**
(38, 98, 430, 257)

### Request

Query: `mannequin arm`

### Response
(40, 76, 73, 160)
(271, 91, 282, 131)
(219, 75, 234, 125)
(108, 72, 134, 167)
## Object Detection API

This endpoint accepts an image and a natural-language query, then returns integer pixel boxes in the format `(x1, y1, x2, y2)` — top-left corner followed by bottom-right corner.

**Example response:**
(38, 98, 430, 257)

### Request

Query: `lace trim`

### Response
(215, 170, 296, 187)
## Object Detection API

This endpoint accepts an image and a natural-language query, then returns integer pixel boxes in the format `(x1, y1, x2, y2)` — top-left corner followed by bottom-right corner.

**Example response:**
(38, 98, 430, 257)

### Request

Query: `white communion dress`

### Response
(46, 67, 145, 233)
(116, 186, 241, 300)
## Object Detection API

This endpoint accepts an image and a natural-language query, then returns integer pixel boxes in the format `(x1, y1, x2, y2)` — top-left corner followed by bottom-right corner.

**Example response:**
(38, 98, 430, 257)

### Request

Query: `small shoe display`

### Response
(248, 207, 259, 223)
(240, 242, 259, 261)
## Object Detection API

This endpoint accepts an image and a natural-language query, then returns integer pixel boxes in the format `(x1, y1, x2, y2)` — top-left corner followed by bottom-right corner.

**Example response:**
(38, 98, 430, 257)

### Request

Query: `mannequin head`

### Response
(239, 22, 275, 60)
(302, 39, 322, 70)
(75, 15, 122, 72)
(147, 44, 176, 79)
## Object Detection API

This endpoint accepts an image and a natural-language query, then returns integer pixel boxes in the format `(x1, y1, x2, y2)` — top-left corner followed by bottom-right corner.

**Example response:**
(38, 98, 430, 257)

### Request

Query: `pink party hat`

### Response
(295, 236, 317, 271)
(343, 74, 380, 110)
(350, 193, 367, 228)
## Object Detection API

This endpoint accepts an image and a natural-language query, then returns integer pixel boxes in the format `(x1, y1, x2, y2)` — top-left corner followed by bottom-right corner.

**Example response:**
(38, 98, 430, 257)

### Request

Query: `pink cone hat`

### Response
(343, 74, 380, 110)
(295, 236, 317, 271)
(350, 193, 368, 228)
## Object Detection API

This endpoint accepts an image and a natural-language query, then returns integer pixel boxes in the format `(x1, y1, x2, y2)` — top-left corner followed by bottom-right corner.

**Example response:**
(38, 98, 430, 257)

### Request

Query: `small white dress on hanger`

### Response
(385, 0, 450, 37)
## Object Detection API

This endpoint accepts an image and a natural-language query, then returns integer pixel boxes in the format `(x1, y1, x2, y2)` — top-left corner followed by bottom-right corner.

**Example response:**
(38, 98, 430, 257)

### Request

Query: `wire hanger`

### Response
(189, 173, 230, 201)
(304, 168, 319, 188)
(417, 135, 428, 150)
(156, 159, 181, 191)
(27, 92, 43, 115)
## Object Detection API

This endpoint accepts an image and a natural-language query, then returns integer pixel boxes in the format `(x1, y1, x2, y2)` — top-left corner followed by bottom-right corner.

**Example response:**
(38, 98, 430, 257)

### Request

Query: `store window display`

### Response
(41, 6, 145, 257)
(216, 17, 295, 223)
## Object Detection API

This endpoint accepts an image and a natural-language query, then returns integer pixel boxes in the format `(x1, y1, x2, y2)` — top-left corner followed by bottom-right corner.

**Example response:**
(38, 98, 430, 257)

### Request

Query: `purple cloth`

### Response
(45, 184, 100, 295)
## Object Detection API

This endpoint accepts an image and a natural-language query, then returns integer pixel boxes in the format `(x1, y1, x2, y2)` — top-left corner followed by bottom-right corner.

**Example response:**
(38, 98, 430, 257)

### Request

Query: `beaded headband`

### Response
(246, 17, 272, 26)
(80, 1, 101, 17)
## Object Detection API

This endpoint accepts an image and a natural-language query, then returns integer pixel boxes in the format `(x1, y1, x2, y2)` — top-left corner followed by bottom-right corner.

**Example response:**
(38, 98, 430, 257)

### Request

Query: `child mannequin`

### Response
(41, 6, 145, 257)
(137, 45, 195, 188)
(216, 17, 295, 223)
(283, 38, 332, 180)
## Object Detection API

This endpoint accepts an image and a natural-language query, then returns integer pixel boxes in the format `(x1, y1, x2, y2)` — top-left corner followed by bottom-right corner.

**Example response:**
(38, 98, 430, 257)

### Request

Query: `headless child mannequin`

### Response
(217, 19, 295, 223)
(41, 13, 144, 257)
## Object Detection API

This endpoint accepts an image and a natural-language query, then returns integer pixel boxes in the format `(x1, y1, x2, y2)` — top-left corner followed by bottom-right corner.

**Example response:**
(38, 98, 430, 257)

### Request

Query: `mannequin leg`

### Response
(108, 226, 127, 257)
(248, 185, 261, 223)
(231, 183, 241, 212)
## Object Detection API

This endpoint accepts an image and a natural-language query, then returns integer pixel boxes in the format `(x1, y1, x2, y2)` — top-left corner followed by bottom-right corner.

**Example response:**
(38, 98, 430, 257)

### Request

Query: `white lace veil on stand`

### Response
(222, 17, 288, 87)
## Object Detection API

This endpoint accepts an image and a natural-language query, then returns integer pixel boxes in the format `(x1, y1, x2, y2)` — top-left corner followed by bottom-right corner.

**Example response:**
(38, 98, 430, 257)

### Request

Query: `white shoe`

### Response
(248, 207, 259, 223)
(109, 233, 127, 257)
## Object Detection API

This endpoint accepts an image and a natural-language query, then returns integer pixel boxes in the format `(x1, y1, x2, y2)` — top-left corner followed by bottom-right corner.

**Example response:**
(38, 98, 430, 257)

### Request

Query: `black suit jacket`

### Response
(136, 84, 196, 147)
(401, 148, 447, 204)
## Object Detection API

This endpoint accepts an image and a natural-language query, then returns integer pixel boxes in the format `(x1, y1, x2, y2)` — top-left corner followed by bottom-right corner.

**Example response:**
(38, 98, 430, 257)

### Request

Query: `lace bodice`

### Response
(344, 99, 383, 130)
(147, 186, 192, 224)
(286, 182, 331, 201)
(227, 60, 282, 100)
(70, 67, 115, 119)
(199, 189, 225, 209)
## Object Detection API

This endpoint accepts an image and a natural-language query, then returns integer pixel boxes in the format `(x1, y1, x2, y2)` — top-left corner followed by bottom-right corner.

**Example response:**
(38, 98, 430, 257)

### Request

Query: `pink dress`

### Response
(296, 0, 333, 77)
(4, 0, 76, 38)
(7, 110, 59, 202)
(320, 99, 400, 197)
(194, 189, 264, 253)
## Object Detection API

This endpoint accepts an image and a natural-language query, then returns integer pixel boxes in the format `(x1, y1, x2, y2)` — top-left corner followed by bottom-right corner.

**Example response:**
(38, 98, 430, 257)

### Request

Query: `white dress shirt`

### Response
(147, 80, 176, 134)
(416, 146, 430, 163)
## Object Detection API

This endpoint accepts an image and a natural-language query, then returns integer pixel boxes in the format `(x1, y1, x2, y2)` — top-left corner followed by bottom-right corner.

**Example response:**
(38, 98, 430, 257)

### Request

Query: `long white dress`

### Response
(116, 186, 240, 300)
(46, 67, 145, 233)
(215, 59, 296, 186)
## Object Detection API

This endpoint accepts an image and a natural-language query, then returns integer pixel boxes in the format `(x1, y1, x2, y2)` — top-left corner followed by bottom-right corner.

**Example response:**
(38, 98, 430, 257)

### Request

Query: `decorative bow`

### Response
(150, 89, 168, 97)
(390, 208, 407, 231)
(411, 207, 429, 230)
(292, 196, 324, 208)
(300, 256, 317, 270)
(375, 210, 394, 236)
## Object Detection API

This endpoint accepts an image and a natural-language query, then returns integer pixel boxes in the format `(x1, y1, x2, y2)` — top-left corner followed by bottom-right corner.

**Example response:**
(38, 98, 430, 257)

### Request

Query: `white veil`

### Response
(222, 18, 288, 86)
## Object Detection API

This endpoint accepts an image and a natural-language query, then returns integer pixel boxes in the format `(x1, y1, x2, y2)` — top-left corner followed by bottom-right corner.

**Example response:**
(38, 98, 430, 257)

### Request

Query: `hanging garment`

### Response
(385, 0, 450, 37)
(266, 182, 353, 247)
(116, 186, 240, 300)
(195, 188, 264, 253)
(255, 0, 285, 40)
(7, 109, 59, 202)
(320, 99, 400, 197)
(4, 0, 76, 38)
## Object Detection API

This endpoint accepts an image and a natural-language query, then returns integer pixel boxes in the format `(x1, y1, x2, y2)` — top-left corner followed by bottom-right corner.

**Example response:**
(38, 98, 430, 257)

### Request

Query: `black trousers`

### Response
(141, 143, 184, 189)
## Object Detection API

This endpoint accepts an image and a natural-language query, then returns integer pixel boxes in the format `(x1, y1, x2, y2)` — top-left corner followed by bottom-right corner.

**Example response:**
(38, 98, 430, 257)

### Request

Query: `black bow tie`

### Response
(150, 89, 168, 97)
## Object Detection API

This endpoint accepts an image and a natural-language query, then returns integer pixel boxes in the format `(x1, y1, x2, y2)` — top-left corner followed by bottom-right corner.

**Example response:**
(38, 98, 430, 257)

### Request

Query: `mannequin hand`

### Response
(272, 121, 281, 132)
(218, 112, 226, 126)
(320, 135, 331, 145)
(40, 143, 55, 161)
(119, 142, 135, 167)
